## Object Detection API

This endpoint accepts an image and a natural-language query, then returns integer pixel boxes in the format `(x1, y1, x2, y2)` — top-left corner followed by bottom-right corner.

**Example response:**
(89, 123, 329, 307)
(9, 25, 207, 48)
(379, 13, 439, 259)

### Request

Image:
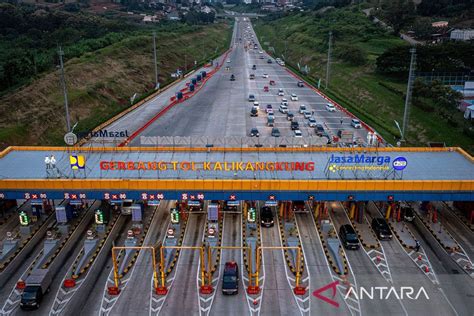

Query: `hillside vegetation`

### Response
(254, 7, 473, 153)
(0, 22, 231, 147)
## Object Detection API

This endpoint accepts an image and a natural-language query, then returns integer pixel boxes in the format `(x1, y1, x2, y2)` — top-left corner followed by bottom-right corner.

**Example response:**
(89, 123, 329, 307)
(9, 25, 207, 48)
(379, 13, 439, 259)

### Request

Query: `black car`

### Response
(222, 262, 239, 295)
(260, 207, 274, 227)
(287, 112, 294, 121)
(250, 108, 258, 117)
(250, 128, 260, 137)
(315, 124, 325, 137)
(292, 201, 305, 212)
(267, 58, 273, 64)
(291, 121, 299, 130)
(371, 218, 393, 240)
(339, 224, 360, 250)
(297, 81, 304, 87)
(271, 128, 280, 137)
(230, 74, 235, 81)
(252, 65, 256, 70)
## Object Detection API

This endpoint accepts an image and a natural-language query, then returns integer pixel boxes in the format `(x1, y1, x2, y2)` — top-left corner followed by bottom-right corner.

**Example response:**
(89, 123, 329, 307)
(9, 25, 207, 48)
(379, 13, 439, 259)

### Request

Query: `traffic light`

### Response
(248, 208, 256, 223)
(19, 211, 30, 226)
(95, 210, 104, 225)
(170, 208, 180, 224)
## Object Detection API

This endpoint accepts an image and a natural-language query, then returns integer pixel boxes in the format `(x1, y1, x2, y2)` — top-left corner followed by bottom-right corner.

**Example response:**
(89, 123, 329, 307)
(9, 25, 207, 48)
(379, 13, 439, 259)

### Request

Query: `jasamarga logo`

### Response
(345, 286, 429, 300)
(77, 129, 130, 138)
(329, 154, 391, 166)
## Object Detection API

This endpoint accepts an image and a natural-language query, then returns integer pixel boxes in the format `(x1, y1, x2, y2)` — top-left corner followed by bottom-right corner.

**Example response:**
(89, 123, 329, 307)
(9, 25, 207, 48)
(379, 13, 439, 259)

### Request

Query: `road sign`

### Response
(170, 208, 180, 224)
(127, 230, 134, 238)
(64, 132, 77, 146)
(19, 211, 30, 226)
(95, 210, 104, 224)
(167, 228, 175, 238)
(248, 208, 256, 223)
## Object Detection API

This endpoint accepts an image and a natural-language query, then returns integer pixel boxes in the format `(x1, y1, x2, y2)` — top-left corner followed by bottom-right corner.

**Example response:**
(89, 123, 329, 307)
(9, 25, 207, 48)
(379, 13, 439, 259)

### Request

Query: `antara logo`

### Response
(329, 154, 391, 166)
(344, 286, 430, 300)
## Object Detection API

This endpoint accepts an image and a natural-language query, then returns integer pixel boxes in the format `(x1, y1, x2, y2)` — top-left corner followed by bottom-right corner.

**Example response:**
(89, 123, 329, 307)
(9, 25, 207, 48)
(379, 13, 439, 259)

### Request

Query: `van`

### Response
(351, 118, 361, 129)
(222, 262, 239, 295)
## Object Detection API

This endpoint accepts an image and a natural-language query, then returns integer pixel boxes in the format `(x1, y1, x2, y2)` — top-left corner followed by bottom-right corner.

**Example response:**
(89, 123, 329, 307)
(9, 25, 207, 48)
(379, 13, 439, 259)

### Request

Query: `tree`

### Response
(380, 0, 416, 34)
(336, 44, 367, 65)
(409, 18, 434, 39)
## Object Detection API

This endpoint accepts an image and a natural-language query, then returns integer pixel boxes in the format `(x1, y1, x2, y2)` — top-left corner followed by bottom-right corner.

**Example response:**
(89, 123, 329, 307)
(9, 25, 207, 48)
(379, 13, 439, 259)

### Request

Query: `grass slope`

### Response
(254, 8, 473, 153)
(0, 23, 231, 147)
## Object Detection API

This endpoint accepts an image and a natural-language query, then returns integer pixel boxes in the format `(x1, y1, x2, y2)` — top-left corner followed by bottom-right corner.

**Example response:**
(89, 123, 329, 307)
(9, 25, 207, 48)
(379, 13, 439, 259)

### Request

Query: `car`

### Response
(263, 86, 269, 92)
(371, 218, 393, 240)
(250, 128, 260, 137)
(297, 81, 304, 87)
(402, 207, 415, 222)
(225, 66, 230, 71)
(259, 51, 264, 54)
(291, 93, 298, 101)
(230, 74, 235, 81)
(291, 121, 299, 130)
(351, 118, 361, 129)
(271, 128, 281, 137)
(299, 104, 307, 114)
(260, 206, 274, 227)
(226, 60, 231, 63)
(278, 88, 284, 96)
(267, 58, 273, 64)
(294, 129, 302, 137)
(222, 262, 239, 295)
(303, 111, 311, 119)
(248, 94, 255, 102)
(253, 101, 259, 109)
(252, 65, 256, 70)
(262, 73, 269, 78)
(339, 224, 360, 250)
(266, 104, 273, 113)
(326, 103, 336, 112)
(308, 117, 317, 127)
(281, 98, 288, 106)
(250, 108, 258, 117)
(292, 201, 306, 212)
(269, 80, 276, 85)
(315, 124, 325, 136)
(286, 112, 294, 121)
(279, 104, 288, 113)
(259, 55, 264, 59)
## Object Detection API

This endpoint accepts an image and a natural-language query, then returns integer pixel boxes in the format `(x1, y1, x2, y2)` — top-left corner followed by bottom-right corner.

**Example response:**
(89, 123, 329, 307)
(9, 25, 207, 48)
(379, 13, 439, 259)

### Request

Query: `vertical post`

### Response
(295, 247, 301, 287)
(402, 47, 416, 142)
(111, 248, 119, 288)
(160, 246, 166, 287)
(199, 247, 205, 287)
(255, 247, 260, 287)
(325, 31, 332, 89)
(207, 244, 212, 286)
(151, 247, 159, 290)
(153, 31, 159, 90)
(247, 247, 252, 286)
(58, 46, 71, 132)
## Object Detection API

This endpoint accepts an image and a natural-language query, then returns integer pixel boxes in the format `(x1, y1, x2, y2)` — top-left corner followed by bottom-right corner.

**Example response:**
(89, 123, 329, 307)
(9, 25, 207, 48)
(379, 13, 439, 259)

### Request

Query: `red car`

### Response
(263, 86, 269, 92)
(269, 80, 275, 85)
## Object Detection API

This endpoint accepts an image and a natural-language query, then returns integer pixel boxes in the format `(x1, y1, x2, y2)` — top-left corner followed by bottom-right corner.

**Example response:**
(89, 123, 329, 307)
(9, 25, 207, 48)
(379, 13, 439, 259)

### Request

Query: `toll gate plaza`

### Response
(0, 146, 472, 201)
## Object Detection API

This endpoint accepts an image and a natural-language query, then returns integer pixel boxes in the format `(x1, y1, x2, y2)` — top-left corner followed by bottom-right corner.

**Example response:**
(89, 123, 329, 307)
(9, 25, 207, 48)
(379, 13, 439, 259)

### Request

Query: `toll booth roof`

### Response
(0, 146, 473, 181)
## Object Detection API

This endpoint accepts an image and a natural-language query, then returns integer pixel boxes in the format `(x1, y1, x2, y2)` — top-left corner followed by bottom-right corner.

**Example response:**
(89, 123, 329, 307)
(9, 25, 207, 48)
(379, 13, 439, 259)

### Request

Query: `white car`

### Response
(308, 117, 317, 127)
(303, 111, 311, 119)
(278, 88, 284, 96)
(259, 51, 264, 54)
(351, 118, 362, 129)
(262, 73, 269, 78)
(326, 103, 336, 112)
(279, 104, 288, 113)
(294, 129, 302, 137)
(227, 60, 231, 63)
(281, 98, 288, 106)
(291, 93, 298, 101)
(253, 101, 259, 109)
(299, 104, 307, 114)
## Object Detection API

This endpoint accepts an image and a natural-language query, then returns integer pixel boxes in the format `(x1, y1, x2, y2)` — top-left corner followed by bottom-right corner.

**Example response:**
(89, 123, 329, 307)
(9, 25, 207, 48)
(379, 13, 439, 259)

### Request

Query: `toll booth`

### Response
(224, 200, 239, 211)
(30, 199, 52, 217)
(187, 200, 203, 212)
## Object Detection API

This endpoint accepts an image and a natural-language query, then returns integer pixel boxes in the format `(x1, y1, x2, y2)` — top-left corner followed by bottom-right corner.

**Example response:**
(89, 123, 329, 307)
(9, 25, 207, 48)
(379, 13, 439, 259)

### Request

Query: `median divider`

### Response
(118, 48, 232, 147)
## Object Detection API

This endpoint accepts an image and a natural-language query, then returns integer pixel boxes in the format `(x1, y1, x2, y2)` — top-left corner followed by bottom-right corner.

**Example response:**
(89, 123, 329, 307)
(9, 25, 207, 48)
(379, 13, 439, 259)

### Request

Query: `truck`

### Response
(20, 269, 52, 310)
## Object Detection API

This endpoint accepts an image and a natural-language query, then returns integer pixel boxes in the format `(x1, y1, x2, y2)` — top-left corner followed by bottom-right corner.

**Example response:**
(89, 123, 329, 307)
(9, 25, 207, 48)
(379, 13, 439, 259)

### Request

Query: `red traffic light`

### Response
(388, 195, 394, 202)
(347, 195, 354, 201)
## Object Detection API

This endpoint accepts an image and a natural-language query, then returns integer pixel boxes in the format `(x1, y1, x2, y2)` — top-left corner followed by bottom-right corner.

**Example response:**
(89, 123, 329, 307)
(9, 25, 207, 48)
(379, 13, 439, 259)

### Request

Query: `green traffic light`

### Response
(95, 210, 104, 224)
(248, 208, 256, 223)
(170, 208, 180, 224)
(19, 211, 30, 226)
